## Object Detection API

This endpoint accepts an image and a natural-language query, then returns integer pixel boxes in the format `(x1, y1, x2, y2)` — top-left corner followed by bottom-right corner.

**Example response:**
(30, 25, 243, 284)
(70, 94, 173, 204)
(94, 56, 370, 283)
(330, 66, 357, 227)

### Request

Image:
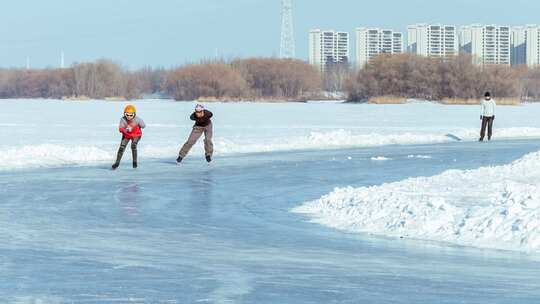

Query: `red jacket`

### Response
(119, 116, 145, 139)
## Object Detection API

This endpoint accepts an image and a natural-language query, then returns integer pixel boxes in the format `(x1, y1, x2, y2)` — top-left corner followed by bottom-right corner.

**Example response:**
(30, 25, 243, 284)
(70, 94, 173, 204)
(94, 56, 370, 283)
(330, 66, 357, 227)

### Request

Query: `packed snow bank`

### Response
(0, 129, 470, 170)
(0, 144, 112, 169)
(293, 151, 540, 252)
(220, 127, 540, 154)
(3, 127, 540, 171)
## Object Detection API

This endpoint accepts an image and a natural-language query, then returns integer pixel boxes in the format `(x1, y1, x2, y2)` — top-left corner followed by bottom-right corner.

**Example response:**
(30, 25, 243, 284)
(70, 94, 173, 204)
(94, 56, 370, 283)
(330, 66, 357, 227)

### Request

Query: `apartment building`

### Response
(407, 24, 458, 57)
(511, 26, 527, 65)
(459, 24, 511, 65)
(309, 29, 349, 71)
(356, 27, 403, 68)
(524, 25, 540, 67)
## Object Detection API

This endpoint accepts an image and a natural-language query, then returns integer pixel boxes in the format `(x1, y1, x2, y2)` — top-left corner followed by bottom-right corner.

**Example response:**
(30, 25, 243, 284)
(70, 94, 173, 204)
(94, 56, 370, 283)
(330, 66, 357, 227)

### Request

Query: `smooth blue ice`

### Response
(2, 139, 540, 303)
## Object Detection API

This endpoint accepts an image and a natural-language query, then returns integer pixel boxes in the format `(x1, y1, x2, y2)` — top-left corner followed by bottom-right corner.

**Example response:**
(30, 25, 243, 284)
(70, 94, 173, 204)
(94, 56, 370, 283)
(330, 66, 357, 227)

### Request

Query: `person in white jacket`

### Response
(479, 91, 496, 141)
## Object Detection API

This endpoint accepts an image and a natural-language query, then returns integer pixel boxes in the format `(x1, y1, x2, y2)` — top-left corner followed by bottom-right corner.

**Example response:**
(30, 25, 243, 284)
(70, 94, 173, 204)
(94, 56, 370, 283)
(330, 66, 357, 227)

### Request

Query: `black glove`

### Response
(480, 115, 483, 120)
(493, 115, 495, 121)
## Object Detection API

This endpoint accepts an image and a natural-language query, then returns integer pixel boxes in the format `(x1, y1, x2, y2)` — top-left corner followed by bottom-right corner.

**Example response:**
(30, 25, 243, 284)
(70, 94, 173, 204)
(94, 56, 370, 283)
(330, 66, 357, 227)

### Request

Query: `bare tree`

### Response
(323, 62, 351, 93)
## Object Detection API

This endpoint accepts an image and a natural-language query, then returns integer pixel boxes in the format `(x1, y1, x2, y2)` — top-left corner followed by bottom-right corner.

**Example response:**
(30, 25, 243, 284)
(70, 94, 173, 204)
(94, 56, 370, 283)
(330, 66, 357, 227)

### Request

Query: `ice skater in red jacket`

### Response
(112, 105, 146, 170)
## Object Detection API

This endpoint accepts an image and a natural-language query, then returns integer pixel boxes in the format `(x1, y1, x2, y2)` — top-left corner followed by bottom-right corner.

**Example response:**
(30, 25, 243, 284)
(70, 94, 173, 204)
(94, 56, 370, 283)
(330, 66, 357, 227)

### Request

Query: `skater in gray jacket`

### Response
(479, 92, 496, 141)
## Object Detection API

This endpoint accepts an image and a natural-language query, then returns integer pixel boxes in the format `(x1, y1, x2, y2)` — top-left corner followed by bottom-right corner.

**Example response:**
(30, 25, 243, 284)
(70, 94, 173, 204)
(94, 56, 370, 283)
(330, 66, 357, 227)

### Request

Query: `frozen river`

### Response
(2, 140, 540, 303)
(2, 100, 540, 303)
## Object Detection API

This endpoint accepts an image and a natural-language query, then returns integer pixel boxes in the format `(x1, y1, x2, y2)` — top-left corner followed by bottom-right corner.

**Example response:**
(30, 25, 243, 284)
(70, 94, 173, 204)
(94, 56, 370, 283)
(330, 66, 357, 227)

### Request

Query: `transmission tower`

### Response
(280, 0, 295, 59)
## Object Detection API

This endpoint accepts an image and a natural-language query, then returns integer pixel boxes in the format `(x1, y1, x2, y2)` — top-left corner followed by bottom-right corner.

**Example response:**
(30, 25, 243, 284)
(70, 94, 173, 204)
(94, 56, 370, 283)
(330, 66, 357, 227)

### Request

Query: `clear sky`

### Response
(1, 0, 539, 69)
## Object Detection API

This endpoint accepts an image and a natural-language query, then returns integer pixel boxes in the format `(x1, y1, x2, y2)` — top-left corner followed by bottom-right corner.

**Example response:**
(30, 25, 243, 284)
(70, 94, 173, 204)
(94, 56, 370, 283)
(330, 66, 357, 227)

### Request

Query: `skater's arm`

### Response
(137, 117, 146, 129)
(205, 110, 213, 119)
(190, 112, 196, 121)
(118, 118, 128, 134)
(480, 100, 485, 119)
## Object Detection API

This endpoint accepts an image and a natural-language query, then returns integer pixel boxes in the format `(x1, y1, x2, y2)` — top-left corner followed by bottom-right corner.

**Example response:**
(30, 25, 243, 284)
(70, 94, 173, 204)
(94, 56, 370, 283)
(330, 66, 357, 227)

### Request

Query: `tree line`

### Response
(163, 58, 321, 101)
(4, 54, 540, 102)
(346, 53, 540, 102)
(0, 59, 165, 100)
(0, 58, 321, 101)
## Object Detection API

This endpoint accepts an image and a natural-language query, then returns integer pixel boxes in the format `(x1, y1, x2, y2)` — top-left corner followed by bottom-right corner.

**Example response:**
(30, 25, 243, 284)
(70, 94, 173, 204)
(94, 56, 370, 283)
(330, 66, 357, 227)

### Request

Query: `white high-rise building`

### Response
(356, 27, 403, 68)
(309, 29, 349, 71)
(459, 24, 510, 65)
(525, 25, 540, 67)
(511, 26, 527, 65)
(407, 24, 458, 57)
(393, 32, 403, 54)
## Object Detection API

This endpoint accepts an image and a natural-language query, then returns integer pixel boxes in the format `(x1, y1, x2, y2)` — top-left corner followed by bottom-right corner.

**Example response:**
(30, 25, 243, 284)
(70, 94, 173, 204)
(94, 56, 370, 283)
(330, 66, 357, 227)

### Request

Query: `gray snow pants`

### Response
(114, 136, 141, 165)
(179, 123, 213, 158)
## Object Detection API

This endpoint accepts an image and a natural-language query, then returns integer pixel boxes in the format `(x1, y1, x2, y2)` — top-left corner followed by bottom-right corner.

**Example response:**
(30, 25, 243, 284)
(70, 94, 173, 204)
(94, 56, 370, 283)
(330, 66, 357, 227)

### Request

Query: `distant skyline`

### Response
(1, 0, 540, 69)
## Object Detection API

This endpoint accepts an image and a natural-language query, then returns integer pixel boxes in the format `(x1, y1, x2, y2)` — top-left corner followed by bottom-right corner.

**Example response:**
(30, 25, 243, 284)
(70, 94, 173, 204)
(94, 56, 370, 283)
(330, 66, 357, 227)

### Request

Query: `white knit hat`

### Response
(195, 104, 205, 112)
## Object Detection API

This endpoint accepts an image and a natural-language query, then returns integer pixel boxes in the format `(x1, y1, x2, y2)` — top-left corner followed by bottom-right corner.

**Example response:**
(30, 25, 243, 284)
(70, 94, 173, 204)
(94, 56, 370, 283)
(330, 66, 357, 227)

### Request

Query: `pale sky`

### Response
(0, 0, 539, 69)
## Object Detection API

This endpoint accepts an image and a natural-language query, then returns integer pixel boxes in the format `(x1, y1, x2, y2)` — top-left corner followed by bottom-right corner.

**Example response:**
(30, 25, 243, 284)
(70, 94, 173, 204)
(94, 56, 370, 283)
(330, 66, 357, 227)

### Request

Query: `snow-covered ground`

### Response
(3, 99, 540, 171)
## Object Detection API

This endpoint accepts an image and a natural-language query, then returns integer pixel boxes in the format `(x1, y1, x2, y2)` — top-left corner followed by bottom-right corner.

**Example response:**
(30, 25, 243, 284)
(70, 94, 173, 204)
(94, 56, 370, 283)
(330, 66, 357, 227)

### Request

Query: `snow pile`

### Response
(0, 129, 459, 170)
(306, 130, 450, 147)
(293, 151, 540, 252)
(210, 127, 540, 155)
(213, 129, 452, 155)
(234, 127, 540, 153)
(0, 144, 112, 169)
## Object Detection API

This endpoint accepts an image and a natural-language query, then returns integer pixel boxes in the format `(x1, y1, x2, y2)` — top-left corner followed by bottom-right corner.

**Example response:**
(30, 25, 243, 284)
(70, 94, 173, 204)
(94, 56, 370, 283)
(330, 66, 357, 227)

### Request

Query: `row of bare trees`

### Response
(0, 59, 165, 98)
(0, 58, 322, 101)
(346, 54, 540, 101)
(163, 63, 248, 101)
(7, 54, 540, 102)
(163, 58, 322, 100)
(0, 68, 72, 99)
(0, 60, 165, 100)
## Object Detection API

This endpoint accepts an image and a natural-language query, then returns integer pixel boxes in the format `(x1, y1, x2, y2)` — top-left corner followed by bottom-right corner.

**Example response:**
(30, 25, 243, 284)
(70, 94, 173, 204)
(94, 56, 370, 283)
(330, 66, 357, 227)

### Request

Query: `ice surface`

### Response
(3, 141, 540, 303)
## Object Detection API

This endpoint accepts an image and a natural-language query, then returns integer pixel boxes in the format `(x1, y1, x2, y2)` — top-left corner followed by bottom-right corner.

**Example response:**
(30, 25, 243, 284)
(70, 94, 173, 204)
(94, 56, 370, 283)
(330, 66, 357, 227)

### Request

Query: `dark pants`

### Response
(179, 123, 213, 158)
(480, 116, 494, 140)
(114, 136, 141, 165)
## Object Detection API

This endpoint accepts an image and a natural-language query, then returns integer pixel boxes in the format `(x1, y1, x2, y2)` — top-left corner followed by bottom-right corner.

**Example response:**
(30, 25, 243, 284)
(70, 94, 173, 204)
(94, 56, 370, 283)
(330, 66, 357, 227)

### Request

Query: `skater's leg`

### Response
(204, 123, 214, 157)
(113, 137, 130, 168)
(480, 117, 488, 141)
(179, 127, 204, 158)
(131, 137, 141, 168)
(487, 117, 494, 140)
